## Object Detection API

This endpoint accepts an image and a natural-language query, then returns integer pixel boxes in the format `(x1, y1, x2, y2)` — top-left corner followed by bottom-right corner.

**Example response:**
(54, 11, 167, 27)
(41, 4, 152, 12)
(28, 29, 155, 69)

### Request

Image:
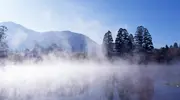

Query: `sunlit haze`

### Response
(0, 0, 180, 100)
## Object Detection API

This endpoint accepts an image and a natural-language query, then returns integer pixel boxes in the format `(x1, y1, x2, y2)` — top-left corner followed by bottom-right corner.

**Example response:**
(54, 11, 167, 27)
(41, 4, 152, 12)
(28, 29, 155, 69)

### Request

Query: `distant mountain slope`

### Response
(0, 22, 98, 53)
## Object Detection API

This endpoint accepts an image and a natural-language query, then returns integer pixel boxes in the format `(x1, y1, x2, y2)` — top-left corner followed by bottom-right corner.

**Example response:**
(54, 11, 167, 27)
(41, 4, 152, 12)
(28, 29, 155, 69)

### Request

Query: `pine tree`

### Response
(0, 26, 8, 57)
(134, 26, 144, 52)
(128, 34, 134, 52)
(115, 28, 124, 54)
(173, 42, 178, 48)
(122, 29, 130, 53)
(142, 28, 154, 53)
(103, 30, 113, 57)
(115, 29, 134, 55)
(165, 45, 169, 50)
(170, 45, 173, 48)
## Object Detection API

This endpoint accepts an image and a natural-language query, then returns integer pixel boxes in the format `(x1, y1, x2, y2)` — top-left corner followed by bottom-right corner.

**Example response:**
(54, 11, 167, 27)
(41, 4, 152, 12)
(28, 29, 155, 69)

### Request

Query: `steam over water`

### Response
(0, 57, 180, 100)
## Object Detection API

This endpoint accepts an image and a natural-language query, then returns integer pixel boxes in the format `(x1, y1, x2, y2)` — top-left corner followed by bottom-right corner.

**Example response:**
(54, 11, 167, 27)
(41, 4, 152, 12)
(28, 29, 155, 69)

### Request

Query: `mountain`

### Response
(0, 22, 98, 53)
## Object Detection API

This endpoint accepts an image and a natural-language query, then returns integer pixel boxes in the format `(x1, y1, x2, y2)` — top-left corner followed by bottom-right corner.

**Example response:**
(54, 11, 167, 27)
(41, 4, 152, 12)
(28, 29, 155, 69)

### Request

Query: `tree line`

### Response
(103, 26, 180, 64)
(0, 25, 180, 64)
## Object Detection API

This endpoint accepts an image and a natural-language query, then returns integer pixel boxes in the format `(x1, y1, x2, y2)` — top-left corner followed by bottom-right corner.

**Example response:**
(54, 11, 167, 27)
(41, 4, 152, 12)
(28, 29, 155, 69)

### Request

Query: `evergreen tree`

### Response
(142, 28, 154, 52)
(115, 28, 124, 53)
(103, 30, 113, 57)
(0, 26, 8, 57)
(165, 45, 169, 50)
(173, 42, 178, 48)
(134, 26, 144, 52)
(164, 45, 171, 63)
(122, 29, 130, 53)
(115, 29, 134, 55)
(128, 34, 134, 52)
(170, 45, 173, 48)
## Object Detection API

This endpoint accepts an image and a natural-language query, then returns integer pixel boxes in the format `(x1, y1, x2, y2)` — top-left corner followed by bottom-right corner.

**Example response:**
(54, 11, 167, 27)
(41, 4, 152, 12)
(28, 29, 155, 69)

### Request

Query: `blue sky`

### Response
(0, 0, 179, 47)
